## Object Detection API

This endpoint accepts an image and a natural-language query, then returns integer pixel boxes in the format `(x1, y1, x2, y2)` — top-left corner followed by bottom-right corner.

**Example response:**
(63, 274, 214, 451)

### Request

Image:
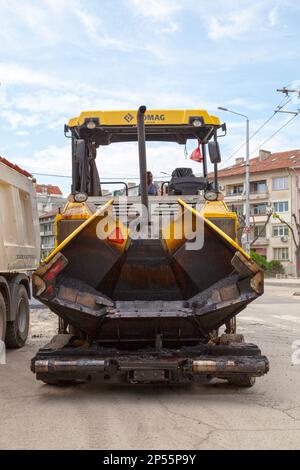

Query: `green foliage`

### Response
(267, 260, 285, 276)
(250, 251, 285, 275)
(250, 251, 268, 270)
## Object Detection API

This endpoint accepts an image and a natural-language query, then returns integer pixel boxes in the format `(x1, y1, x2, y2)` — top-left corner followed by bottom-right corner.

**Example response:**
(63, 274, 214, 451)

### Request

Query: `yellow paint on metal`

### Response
(203, 200, 238, 242)
(54, 202, 92, 248)
(43, 199, 114, 264)
(178, 198, 250, 260)
(203, 200, 232, 215)
(68, 109, 221, 127)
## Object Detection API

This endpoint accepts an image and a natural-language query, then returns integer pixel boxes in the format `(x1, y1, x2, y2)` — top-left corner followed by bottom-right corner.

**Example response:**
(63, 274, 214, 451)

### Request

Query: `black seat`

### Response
(168, 167, 207, 195)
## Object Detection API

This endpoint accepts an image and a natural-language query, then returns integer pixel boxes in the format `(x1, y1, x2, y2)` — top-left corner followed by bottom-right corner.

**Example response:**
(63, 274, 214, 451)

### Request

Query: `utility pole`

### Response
(218, 107, 250, 254)
(276, 87, 300, 115)
(277, 87, 300, 95)
(276, 87, 300, 277)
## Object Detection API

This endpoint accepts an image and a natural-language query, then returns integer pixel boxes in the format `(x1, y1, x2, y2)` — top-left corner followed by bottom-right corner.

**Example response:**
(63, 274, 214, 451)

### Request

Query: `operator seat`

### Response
(168, 167, 207, 195)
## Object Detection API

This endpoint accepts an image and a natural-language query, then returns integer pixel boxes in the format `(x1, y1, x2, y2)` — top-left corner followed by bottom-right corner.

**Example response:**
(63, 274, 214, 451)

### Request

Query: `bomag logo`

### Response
(144, 114, 165, 122)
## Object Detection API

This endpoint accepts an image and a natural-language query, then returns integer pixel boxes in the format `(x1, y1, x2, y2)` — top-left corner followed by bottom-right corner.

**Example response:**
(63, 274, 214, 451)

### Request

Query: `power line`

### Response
(220, 95, 294, 168)
(31, 171, 165, 183)
(32, 172, 170, 180)
(249, 113, 299, 157)
(32, 172, 141, 180)
(32, 172, 71, 178)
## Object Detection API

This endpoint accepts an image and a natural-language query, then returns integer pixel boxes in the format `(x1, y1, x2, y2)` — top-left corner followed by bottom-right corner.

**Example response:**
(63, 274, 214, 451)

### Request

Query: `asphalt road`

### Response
(1, 285, 300, 450)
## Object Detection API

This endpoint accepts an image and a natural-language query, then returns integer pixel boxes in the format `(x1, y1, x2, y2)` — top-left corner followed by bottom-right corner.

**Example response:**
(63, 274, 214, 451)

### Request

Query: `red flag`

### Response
(189, 142, 203, 162)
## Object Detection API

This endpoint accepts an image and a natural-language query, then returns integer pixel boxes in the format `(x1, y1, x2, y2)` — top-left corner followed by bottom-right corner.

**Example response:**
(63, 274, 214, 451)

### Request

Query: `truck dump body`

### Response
(0, 158, 40, 273)
(0, 157, 40, 347)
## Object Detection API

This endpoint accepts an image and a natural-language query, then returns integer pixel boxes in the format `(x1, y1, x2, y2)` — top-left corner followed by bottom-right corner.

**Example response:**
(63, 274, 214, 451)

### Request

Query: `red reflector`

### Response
(44, 258, 66, 281)
(107, 226, 124, 245)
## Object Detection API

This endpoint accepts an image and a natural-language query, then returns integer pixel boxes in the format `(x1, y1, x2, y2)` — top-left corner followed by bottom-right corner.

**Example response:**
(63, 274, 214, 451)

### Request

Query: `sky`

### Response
(0, 0, 299, 195)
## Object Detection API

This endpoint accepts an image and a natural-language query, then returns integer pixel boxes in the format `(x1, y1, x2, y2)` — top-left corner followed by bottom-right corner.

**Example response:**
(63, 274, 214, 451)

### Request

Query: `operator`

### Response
(139, 171, 158, 196)
(146, 171, 158, 195)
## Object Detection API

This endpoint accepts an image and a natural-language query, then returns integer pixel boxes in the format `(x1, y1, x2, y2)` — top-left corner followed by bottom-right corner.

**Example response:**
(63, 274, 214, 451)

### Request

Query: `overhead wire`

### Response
(219, 94, 295, 168)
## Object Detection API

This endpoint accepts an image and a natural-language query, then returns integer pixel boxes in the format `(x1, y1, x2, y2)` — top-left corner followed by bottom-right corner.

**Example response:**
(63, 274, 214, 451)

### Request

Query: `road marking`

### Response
(238, 316, 266, 324)
(238, 315, 298, 332)
(272, 314, 300, 325)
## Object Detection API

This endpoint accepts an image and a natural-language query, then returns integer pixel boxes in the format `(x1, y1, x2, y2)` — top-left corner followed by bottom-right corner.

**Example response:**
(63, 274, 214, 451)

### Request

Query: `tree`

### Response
(250, 211, 272, 246)
(234, 210, 272, 247)
(272, 212, 300, 278)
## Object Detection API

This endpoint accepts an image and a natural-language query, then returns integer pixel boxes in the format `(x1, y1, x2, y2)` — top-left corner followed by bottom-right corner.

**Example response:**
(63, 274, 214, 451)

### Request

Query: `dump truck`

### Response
(0, 157, 40, 348)
(31, 106, 269, 387)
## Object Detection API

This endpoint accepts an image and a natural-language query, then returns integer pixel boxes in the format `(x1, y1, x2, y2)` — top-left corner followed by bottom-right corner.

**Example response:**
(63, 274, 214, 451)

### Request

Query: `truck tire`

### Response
(0, 292, 7, 342)
(6, 285, 30, 348)
(227, 375, 256, 387)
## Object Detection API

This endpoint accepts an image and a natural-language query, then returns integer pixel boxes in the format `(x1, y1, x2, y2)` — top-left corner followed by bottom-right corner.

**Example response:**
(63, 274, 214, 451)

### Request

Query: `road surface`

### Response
(1, 285, 300, 450)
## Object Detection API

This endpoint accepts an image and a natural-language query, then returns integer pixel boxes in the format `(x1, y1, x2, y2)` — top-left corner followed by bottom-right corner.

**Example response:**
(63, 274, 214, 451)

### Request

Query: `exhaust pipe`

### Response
(137, 105, 149, 222)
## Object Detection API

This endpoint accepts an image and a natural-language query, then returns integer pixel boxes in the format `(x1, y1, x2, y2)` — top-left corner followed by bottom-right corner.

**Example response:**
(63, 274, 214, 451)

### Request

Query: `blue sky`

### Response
(0, 0, 299, 195)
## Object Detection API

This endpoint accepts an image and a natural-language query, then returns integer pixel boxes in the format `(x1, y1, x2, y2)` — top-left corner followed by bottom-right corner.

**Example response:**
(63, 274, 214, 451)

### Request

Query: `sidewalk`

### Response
(264, 277, 300, 288)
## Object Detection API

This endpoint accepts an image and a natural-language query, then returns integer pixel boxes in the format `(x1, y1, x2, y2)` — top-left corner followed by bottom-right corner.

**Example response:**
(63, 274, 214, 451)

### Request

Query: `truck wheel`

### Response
(0, 292, 7, 342)
(227, 375, 256, 387)
(6, 285, 30, 348)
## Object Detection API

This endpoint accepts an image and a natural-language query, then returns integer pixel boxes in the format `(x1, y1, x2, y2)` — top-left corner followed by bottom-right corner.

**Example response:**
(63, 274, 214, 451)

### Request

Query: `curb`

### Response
(265, 280, 300, 289)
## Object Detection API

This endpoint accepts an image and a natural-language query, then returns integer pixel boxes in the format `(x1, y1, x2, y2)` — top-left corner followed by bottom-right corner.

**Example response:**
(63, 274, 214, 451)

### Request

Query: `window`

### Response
(250, 180, 267, 194)
(272, 177, 289, 190)
(272, 225, 289, 237)
(273, 201, 289, 213)
(228, 184, 243, 195)
(273, 247, 289, 261)
(250, 203, 267, 215)
(253, 225, 266, 238)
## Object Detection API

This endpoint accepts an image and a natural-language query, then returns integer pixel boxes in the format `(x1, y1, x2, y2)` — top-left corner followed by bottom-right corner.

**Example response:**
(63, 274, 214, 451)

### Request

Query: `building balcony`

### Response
(41, 244, 55, 250)
(224, 193, 244, 204)
(40, 231, 53, 236)
(251, 237, 269, 246)
(249, 213, 270, 221)
(250, 190, 269, 201)
(224, 190, 269, 202)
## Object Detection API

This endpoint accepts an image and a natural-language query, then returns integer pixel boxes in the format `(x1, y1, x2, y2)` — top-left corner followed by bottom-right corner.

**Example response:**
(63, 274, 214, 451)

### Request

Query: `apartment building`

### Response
(35, 184, 66, 216)
(39, 210, 57, 259)
(217, 149, 300, 276)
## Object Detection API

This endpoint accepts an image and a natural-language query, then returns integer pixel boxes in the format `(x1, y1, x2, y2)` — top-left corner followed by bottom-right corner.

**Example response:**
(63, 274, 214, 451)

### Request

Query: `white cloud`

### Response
(128, 0, 181, 33)
(1, 110, 24, 130)
(73, 9, 128, 50)
(34, 145, 71, 171)
(268, 4, 280, 27)
(17, 141, 30, 148)
(129, 0, 284, 41)
(1, 108, 44, 130)
(208, 7, 259, 40)
(0, 63, 61, 89)
(16, 130, 29, 136)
